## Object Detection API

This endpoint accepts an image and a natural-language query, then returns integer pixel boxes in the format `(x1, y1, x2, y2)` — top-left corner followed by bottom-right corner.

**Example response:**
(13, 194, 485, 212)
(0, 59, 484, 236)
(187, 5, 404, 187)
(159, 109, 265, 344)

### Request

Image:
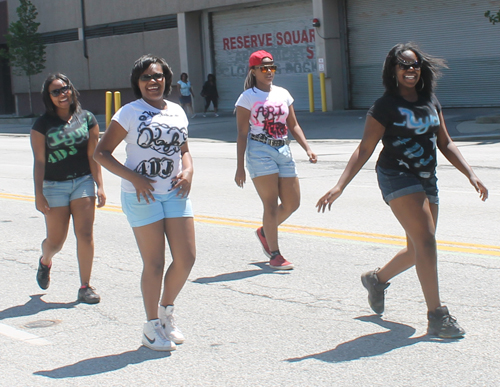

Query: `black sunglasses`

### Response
(256, 65, 277, 73)
(139, 73, 165, 82)
(397, 61, 421, 71)
(49, 85, 71, 97)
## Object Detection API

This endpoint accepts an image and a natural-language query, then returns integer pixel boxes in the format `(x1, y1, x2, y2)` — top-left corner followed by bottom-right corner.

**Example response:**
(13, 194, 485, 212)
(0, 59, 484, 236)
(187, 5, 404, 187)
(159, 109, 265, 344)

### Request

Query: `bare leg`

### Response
(382, 192, 440, 311)
(252, 175, 300, 251)
(70, 197, 96, 286)
(160, 217, 196, 306)
(132, 220, 166, 321)
(41, 206, 71, 266)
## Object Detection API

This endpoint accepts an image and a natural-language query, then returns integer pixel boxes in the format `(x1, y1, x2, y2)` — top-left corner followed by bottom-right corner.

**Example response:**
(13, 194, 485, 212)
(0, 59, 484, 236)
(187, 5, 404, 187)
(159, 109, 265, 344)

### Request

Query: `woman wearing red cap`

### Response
(234, 50, 317, 270)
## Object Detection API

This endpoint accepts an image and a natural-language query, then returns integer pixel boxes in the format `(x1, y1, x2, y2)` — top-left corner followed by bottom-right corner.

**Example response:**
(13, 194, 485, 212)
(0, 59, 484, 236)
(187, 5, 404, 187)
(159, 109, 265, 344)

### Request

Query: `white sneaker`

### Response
(159, 305, 185, 344)
(191, 114, 197, 118)
(203, 114, 207, 117)
(214, 113, 219, 117)
(142, 319, 176, 351)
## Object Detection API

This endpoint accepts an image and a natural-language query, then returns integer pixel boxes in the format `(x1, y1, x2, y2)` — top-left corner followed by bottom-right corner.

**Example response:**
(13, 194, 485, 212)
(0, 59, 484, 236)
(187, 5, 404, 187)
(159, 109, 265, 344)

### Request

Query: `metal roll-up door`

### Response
(346, 0, 500, 108)
(212, 1, 321, 111)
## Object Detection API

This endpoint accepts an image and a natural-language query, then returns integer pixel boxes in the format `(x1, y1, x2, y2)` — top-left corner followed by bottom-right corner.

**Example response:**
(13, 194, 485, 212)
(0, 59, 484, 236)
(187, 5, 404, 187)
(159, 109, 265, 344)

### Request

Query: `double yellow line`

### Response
(2, 192, 499, 258)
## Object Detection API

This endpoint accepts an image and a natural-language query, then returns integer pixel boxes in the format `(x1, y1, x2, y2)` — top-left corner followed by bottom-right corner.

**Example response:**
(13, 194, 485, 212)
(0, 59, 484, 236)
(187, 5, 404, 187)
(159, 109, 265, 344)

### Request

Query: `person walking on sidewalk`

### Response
(94, 54, 195, 351)
(30, 73, 106, 304)
(201, 74, 219, 117)
(316, 43, 488, 338)
(177, 72, 196, 118)
(235, 50, 317, 270)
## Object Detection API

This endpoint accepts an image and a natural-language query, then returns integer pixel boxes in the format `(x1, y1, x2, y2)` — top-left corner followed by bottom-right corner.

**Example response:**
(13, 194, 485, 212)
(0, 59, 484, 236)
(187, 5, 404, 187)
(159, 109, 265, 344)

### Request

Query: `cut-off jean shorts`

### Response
(246, 137, 298, 179)
(121, 189, 193, 228)
(376, 165, 439, 205)
(42, 174, 95, 208)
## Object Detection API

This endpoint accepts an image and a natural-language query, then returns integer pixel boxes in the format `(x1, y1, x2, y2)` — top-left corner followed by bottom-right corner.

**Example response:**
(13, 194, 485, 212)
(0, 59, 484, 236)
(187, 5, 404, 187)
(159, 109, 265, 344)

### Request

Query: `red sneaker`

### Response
(255, 227, 271, 258)
(269, 254, 294, 270)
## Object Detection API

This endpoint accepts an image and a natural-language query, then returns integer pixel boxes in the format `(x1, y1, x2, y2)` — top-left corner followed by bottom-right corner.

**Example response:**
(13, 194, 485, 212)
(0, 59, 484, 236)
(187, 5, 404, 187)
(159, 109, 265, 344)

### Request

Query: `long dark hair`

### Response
(41, 73, 81, 117)
(130, 54, 173, 99)
(382, 42, 447, 98)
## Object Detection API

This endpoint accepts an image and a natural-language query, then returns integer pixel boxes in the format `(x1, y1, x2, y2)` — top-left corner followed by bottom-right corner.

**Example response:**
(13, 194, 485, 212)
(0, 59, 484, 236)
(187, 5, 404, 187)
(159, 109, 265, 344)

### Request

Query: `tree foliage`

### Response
(485, 9, 500, 25)
(0, 0, 46, 114)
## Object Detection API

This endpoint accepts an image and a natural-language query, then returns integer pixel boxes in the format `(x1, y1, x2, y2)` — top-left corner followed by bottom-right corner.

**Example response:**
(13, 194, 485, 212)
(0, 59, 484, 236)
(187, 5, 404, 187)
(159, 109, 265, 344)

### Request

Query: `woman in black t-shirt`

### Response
(201, 74, 219, 117)
(30, 73, 106, 303)
(316, 43, 488, 338)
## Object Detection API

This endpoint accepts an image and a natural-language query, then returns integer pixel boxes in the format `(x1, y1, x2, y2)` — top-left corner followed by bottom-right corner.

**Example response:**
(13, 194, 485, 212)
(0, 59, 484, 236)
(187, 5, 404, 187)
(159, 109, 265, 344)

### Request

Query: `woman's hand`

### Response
(307, 149, 318, 164)
(131, 174, 157, 204)
(35, 194, 50, 215)
(470, 176, 488, 202)
(235, 167, 246, 188)
(96, 186, 106, 208)
(173, 169, 193, 198)
(316, 186, 343, 213)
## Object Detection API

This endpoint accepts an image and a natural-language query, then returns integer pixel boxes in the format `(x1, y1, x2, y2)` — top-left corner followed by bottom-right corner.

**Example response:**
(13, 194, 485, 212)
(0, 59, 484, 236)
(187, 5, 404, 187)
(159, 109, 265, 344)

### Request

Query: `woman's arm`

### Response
(235, 106, 250, 188)
(172, 142, 194, 198)
(87, 123, 106, 208)
(286, 104, 317, 163)
(93, 120, 157, 203)
(30, 130, 50, 214)
(316, 115, 385, 212)
(436, 111, 488, 201)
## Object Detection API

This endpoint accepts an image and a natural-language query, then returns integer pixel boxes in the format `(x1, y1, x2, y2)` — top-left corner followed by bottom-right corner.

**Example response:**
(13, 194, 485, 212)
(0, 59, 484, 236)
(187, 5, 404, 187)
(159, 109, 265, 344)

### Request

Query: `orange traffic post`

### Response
(114, 91, 121, 114)
(308, 73, 314, 112)
(105, 91, 112, 128)
(320, 72, 327, 112)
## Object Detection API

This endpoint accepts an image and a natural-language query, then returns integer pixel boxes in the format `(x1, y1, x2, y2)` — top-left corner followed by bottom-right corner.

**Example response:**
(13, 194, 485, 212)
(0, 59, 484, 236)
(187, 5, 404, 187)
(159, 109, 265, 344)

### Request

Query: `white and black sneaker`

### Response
(142, 319, 176, 351)
(159, 305, 185, 344)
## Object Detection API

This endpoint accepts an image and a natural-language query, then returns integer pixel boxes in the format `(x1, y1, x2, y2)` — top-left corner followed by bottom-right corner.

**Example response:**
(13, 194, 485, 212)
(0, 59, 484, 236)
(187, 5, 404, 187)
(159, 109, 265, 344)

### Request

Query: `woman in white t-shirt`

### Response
(177, 72, 195, 118)
(94, 54, 195, 351)
(235, 50, 317, 270)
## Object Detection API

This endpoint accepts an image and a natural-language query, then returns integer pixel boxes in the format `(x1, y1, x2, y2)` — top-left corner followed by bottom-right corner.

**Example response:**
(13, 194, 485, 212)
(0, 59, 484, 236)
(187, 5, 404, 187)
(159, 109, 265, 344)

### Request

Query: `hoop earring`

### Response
(418, 78, 425, 91)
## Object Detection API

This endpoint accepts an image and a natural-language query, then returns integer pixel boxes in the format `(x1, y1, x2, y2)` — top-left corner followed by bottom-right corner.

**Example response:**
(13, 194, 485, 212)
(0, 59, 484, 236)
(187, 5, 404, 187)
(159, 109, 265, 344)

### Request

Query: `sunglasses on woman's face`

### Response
(139, 73, 165, 82)
(256, 65, 277, 73)
(397, 61, 421, 71)
(49, 85, 71, 97)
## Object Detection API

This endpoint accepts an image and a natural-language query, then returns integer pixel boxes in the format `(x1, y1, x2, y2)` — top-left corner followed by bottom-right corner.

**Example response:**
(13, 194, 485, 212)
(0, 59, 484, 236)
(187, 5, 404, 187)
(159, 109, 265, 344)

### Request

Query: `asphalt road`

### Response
(0, 135, 499, 386)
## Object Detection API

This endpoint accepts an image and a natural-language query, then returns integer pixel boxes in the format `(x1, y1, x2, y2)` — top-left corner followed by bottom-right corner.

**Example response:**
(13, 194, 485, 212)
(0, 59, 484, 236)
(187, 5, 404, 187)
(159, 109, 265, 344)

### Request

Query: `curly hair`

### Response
(382, 42, 447, 98)
(130, 54, 173, 99)
(41, 73, 81, 117)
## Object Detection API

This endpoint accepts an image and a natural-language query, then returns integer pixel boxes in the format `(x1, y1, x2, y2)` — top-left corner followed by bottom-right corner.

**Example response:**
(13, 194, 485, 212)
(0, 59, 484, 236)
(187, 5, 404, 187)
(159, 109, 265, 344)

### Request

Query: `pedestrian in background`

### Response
(94, 54, 195, 351)
(234, 50, 317, 270)
(201, 73, 219, 117)
(177, 72, 196, 118)
(316, 42, 488, 338)
(30, 73, 105, 303)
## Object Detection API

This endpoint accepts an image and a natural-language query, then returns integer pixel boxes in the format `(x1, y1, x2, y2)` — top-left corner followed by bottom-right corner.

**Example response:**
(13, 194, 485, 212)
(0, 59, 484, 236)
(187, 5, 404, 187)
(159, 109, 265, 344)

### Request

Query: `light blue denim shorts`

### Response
(246, 138, 298, 179)
(121, 189, 193, 228)
(376, 165, 439, 205)
(42, 174, 95, 208)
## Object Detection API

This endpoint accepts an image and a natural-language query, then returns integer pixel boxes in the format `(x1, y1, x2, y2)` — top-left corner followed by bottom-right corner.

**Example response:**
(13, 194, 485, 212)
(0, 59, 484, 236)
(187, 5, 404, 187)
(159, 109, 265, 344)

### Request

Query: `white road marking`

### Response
(0, 322, 51, 346)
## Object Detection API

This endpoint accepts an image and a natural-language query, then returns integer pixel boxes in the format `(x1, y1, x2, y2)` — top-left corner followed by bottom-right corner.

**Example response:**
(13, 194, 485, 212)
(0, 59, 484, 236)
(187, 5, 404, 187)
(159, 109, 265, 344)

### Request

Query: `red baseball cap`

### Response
(249, 50, 274, 67)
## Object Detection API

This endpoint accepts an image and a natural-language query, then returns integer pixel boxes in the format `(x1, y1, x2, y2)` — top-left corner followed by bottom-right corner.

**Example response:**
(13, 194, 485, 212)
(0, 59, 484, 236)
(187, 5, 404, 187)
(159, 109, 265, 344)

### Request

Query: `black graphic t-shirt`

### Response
(368, 93, 441, 179)
(32, 110, 97, 181)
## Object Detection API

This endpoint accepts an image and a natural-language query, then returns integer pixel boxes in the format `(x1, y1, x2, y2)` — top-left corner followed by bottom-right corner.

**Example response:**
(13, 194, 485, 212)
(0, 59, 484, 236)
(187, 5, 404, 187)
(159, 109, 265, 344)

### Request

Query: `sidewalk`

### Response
(1, 108, 500, 141)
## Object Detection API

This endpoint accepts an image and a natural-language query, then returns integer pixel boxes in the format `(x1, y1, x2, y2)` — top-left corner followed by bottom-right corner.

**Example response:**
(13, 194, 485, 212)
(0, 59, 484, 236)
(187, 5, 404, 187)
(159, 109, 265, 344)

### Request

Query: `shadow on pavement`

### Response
(285, 315, 460, 363)
(0, 294, 78, 321)
(33, 346, 171, 379)
(191, 261, 291, 284)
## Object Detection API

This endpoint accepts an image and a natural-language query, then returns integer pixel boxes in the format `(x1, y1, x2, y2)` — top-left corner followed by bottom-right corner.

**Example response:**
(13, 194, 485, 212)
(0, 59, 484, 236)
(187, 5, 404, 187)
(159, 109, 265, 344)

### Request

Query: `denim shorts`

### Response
(179, 95, 192, 105)
(246, 137, 298, 179)
(376, 165, 439, 205)
(121, 189, 194, 228)
(43, 174, 95, 208)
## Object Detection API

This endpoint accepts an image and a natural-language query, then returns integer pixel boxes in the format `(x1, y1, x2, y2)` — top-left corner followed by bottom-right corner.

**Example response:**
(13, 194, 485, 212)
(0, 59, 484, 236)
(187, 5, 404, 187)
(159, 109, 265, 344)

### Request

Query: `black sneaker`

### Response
(361, 269, 390, 314)
(36, 257, 51, 290)
(427, 306, 465, 338)
(78, 285, 101, 304)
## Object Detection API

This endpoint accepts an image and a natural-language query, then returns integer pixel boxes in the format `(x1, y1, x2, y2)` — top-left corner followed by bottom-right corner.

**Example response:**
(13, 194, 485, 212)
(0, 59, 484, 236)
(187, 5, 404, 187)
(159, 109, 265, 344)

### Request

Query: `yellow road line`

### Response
(2, 192, 499, 257)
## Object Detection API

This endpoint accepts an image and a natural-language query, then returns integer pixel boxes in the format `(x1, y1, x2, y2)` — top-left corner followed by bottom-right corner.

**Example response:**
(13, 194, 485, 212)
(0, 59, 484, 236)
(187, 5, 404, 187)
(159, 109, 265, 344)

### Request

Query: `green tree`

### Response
(0, 0, 46, 115)
(485, 10, 500, 24)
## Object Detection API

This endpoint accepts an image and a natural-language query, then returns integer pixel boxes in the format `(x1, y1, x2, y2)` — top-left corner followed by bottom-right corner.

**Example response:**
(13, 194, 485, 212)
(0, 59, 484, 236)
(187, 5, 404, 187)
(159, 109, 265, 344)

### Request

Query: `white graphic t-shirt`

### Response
(235, 85, 294, 140)
(112, 98, 188, 194)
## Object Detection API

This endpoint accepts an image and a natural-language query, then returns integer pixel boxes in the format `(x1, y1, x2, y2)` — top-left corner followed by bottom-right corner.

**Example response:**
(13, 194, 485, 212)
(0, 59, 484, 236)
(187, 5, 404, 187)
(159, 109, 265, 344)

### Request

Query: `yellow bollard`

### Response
(308, 73, 314, 112)
(114, 91, 121, 114)
(320, 73, 327, 112)
(105, 91, 112, 128)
